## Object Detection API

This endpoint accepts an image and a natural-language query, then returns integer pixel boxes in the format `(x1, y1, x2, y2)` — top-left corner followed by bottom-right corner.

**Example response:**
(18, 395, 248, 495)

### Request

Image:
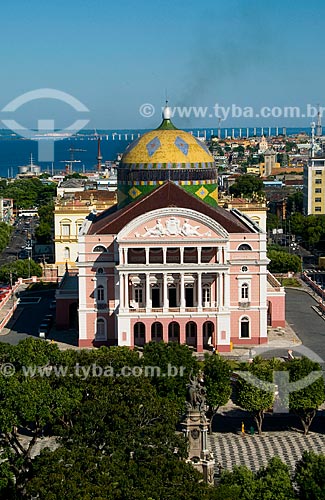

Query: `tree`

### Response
(141, 342, 199, 404)
(287, 357, 324, 435)
(35, 221, 52, 243)
(266, 213, 280, 231)
(254, 457, 296, 499)
(286, 190, 303, 215)
(203, 354, 231, 433)
(0, 259, 42, 282)
(0, 222, 12, 252)
(236, 358, 275, 435)
(218, 457, 296, 500)
(229, 174, 264, 198)
(267, 249, 301, 273)
(0, 342, 83, 493)
(294, 451, 325, 499)
(26, 445, 214, 500)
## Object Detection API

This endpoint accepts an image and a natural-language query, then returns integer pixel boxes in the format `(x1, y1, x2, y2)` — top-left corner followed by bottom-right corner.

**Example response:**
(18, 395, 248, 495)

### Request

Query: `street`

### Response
(285, 287, 325, 361)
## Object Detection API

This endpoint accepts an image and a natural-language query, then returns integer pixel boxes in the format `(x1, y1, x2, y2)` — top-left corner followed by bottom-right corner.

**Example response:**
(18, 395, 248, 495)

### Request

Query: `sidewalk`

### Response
(216, 321, 302, 361)
(0, 283, 29, 334)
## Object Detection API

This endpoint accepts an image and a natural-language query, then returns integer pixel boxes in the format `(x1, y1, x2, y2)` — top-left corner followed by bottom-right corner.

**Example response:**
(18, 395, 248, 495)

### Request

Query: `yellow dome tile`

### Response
(122, 129, 213, 165)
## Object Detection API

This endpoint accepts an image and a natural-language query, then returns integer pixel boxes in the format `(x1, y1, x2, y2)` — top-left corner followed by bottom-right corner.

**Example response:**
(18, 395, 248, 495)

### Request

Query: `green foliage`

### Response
(267, 249, 301, 273)
(286, 190, 303, 215)
(0, 221, 12, 253)
(35, 220, 52, 243)
(289, 213, 325, 248)
(141, 342, 199, 404)
(266, 213, 280, 231)
(236, 359, 275, 434)
(26, 446, 213, 500)
(0, 259, 42, 282)
(229, 174, 264, 198)
(287, 357, 325, 434)
(203, 354, 232, 432)
(295, 451, 325, 499)
(0, 178, 56, 209)
(63, 173, 87, 180)
(219, 457, 296, 499)
(279, 277, 301, 287)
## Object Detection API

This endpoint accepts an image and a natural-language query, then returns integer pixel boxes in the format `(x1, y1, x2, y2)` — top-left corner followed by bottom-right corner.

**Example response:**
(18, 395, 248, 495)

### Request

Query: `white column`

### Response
(119, 248, 123, 265)
(125, 273, 129, 309)
(217, 273, 222, 308)
(180, 247, 184, 264)
(163, 247, 167, 264)
(180, 273, 185, 309)
(217, 247, 220, 263)
(146, 273, 151, 310)
(120, 272, 124, 310)
(198, 247, 202, 264)
(145, 247, 149, 265)
(197, 272, 202, 311)
(163, 273, 168, 310)
(123, 248, 128, 265)
(224, 272, 230, 308)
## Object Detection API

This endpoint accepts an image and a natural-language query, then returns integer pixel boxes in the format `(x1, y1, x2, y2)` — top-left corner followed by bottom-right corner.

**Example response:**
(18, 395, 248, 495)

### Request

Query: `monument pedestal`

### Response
(182, 409, 215, 485)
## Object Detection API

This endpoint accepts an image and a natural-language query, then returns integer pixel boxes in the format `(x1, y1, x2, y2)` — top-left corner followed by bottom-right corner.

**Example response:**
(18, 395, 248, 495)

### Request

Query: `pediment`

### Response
(117, 208, 229, 242)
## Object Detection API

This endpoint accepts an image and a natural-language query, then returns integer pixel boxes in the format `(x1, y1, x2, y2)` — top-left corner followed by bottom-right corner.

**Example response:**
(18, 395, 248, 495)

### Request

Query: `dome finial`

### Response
(162, 100, 172, 120)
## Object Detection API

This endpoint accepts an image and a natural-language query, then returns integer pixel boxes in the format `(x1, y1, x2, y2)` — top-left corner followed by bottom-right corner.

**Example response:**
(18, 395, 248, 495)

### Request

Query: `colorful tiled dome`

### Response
(117, 105, 218, 207)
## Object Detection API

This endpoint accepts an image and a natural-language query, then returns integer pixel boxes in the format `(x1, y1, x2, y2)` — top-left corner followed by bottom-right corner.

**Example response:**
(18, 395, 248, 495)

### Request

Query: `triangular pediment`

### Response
(117, 208, 229, 242)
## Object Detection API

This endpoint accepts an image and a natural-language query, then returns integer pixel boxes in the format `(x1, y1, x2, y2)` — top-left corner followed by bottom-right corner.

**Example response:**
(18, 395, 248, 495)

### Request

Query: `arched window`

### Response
(64, 247, 70, 260)
(96, 267, 104, 275)
(202, 285, 211, 305)
(151, 322, 163, 342)
(241, 283, 249, 300)
(186, 321, 197, 348)
(93, 245, 107, 253)
(134, 322, 145, 346)
(97, 285, 104, 302)
(168, 322, 180, 342)
(240, 317, 250, 338)
(238, 243, 252, 251)
(96, 318, 106, 340)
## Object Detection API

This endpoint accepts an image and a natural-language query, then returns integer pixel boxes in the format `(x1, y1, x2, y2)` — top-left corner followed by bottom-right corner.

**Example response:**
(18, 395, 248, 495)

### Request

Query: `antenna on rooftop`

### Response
(311, 122, 316, 158)
(316, 104, 322, 137)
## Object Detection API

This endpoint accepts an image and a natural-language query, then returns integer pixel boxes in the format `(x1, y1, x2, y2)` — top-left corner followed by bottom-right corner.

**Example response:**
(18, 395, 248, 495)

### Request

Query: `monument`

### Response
(182, 373, 215, 484)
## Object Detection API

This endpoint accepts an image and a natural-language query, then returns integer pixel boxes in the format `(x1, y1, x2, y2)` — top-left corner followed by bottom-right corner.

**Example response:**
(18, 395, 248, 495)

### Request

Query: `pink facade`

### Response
(77, 183, 285, 352)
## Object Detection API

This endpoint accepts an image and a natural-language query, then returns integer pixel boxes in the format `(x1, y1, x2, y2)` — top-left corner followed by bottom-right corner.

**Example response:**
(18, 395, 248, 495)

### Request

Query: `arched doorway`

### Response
(134, 322, 145, 347)
(203, 321, 214, 349)
(168, 322, 180, 343)
(186, 321, 197, 349)
(151, 322, 163, 342)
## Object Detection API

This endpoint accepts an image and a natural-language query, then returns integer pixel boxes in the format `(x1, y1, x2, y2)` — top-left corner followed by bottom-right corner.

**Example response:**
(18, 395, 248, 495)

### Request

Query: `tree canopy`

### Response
(229, 174, 264, 198)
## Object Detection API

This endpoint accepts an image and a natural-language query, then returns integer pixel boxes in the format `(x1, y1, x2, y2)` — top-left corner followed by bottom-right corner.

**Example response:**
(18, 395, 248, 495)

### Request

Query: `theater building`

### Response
(77, 107, 285, 351)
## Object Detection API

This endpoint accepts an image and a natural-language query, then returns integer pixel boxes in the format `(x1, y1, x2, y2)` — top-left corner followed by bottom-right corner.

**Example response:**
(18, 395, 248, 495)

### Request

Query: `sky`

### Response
(0, 0, 325, 130)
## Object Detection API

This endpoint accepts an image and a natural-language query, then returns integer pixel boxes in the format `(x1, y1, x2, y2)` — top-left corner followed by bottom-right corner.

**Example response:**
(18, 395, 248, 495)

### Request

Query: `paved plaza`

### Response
(209, 410, 325, 476)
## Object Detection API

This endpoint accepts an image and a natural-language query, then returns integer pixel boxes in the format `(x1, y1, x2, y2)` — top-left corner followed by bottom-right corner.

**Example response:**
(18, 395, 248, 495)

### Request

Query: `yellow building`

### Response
(218, 195, 267, 231)
(54, 190, 116, 276)
(303, 157, 325, 214)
